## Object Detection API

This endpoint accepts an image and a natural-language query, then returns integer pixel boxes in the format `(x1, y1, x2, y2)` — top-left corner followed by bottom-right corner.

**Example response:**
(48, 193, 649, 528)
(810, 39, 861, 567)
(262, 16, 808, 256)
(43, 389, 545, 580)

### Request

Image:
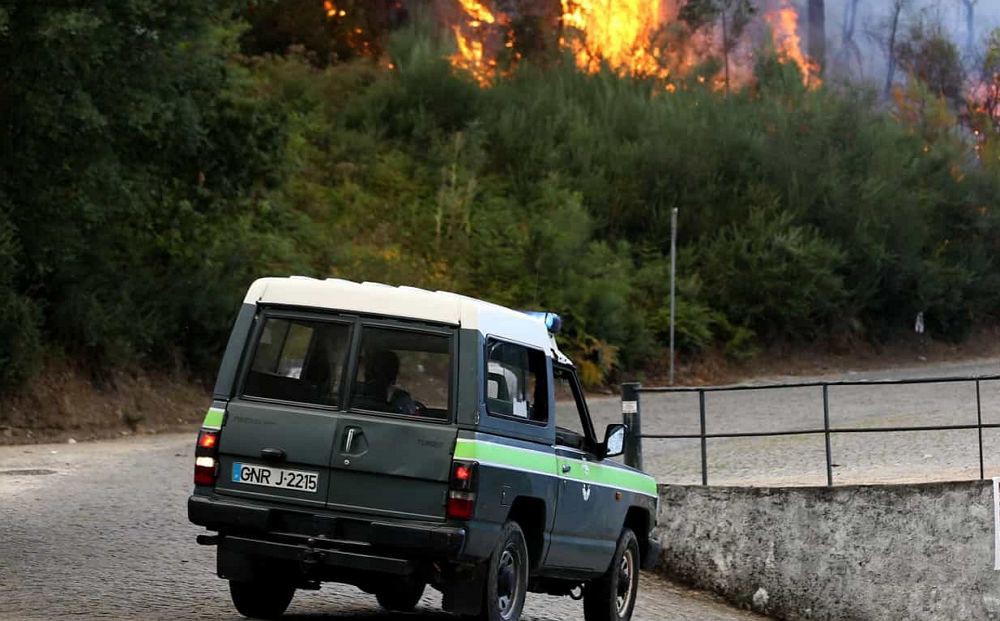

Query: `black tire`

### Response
(480, 521, 529, 621)
(583, 529, 640, 621)
(375, 579, 426, 612)
(229, 580, 295, 619)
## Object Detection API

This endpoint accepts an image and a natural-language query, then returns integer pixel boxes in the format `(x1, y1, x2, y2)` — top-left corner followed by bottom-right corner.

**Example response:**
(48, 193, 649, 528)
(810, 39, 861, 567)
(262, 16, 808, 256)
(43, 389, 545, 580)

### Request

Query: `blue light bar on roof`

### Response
(521, 311, 562, 335)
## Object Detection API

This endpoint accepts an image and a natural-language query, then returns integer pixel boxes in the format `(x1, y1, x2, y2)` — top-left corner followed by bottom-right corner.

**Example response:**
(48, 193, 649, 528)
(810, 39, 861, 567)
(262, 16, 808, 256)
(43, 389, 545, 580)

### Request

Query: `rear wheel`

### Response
(583, 529, 640, 621)
(375, 579, 425, 612)
(229, 580, 295, 619)
(480, 521, 529, 621)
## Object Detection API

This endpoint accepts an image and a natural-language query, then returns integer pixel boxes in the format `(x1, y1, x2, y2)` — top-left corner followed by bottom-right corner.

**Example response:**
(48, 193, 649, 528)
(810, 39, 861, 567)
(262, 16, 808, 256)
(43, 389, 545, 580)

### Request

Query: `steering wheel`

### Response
(390, 388, 425, 416)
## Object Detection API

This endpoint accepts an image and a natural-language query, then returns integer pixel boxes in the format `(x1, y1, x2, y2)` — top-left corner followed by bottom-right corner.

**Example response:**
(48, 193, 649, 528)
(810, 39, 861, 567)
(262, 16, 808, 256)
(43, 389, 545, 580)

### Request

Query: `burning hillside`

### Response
(445, 0, 821, 89)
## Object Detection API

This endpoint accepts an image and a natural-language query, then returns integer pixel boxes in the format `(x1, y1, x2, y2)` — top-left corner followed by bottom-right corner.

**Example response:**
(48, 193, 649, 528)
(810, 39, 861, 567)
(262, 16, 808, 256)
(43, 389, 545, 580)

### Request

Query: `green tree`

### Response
(0, 0, 289, 387)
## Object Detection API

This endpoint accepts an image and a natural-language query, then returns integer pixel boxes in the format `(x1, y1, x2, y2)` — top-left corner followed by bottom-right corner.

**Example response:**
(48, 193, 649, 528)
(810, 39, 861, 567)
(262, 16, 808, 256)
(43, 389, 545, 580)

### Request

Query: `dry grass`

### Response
(6, 326, 1000, 445)
(640, 325, 1000, 387)
(0, 360, 209, 445)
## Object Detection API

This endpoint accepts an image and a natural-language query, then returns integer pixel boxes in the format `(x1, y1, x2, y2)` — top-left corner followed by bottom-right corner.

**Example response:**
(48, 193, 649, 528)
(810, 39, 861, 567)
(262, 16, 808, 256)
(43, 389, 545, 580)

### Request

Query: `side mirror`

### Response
(602, 424, 626, 459)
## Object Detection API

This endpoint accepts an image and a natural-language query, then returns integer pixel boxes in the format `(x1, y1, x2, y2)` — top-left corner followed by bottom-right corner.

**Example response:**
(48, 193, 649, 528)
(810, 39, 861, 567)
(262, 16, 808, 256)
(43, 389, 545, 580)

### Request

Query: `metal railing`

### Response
(620, 375, 1000, 486)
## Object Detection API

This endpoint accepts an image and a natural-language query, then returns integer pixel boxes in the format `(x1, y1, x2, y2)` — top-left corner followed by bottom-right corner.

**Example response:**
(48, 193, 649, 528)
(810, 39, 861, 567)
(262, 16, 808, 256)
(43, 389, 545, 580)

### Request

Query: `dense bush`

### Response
(2, 2, 1000, 393)
(233, 34, 1000, 384)
(0, 1, 289, 384)
(0, 210, 41, 391)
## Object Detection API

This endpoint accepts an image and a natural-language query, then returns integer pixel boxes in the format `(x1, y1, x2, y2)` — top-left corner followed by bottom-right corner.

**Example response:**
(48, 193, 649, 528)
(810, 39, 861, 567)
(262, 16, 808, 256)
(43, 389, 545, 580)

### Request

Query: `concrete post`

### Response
(622, 382, 643, 471)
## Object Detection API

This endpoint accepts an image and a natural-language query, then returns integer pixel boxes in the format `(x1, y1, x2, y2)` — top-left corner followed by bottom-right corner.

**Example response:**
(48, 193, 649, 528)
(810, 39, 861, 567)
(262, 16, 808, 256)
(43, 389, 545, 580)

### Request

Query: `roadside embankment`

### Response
(653, 481, 999, 620)
(0, 362, 207, 445)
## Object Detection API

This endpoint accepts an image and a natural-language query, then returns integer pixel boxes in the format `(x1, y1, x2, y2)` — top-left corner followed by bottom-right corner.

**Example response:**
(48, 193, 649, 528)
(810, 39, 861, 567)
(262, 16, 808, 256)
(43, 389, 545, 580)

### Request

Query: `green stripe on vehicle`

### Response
(454, 438, 657, 498)
(202, 407, 224, 430)
(560, 460, 658, 497)
(454, 438, 557, 475)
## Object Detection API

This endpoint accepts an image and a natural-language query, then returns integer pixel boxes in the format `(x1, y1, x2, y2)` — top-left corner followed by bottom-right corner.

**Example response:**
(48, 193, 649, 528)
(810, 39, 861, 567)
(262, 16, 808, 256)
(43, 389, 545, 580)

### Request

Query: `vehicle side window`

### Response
(350, 326, 451, 420)
(243, 317, 351, 407)
(486, 340, 548, 423)
(553, 366, 593, 451)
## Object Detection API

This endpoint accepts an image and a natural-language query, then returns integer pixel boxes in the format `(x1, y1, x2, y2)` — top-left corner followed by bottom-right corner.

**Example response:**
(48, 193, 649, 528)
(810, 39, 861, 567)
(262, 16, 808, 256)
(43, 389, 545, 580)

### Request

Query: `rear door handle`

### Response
(260, 447, 286, 462)
(345, 428, 357, 453)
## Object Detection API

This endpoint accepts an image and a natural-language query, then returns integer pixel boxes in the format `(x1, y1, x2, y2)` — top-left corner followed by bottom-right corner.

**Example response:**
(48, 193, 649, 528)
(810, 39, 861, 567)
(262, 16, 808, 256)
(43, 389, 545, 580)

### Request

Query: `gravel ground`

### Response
(589, 357, 1000, 486)
(0, 434, 764, 621)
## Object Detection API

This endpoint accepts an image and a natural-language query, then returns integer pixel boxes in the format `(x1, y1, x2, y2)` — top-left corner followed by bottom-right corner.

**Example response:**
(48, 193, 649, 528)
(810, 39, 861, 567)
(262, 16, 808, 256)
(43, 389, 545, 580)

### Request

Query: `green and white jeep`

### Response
(188, 277, 658, 621)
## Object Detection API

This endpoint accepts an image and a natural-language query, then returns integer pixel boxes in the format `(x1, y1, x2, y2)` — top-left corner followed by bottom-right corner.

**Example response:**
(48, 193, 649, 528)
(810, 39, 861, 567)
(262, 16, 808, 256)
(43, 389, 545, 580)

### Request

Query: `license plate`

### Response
(232, 462, 319, 493)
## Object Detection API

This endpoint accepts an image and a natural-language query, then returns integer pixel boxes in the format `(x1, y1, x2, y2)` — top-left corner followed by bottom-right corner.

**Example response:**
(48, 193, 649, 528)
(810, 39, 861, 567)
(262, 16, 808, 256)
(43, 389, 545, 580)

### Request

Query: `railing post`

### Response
(699, 389, 708, 486)
(823, 384, 833, 487)
(977, 380, 984, 481)
(622, 382, 643, 471)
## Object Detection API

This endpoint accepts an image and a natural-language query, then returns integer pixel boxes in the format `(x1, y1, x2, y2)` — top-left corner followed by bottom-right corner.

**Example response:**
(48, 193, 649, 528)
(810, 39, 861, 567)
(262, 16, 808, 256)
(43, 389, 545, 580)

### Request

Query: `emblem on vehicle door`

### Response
(582, 484, 591, 502)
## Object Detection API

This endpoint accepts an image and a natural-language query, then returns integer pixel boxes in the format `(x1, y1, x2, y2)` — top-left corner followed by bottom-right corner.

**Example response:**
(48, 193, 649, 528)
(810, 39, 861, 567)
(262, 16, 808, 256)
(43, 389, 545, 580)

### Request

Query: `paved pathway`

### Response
(0, 435, 764, 621)
(589, 357, 1000, 486)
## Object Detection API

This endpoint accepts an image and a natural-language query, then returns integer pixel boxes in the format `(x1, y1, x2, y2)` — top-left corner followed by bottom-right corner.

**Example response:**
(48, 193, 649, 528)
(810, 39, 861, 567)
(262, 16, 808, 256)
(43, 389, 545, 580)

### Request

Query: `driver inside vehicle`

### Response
(357, 349, 420, 415)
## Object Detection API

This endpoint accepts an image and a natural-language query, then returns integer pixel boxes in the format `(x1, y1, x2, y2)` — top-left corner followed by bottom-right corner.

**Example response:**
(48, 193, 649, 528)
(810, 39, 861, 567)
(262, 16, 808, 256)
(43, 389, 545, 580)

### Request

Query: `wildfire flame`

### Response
(456, 0, 496, 26)
(764, 1, 821, 87)
(323, 1, 346, 18)
(560, 0, 667, 77)
(449, 0, 503, 85)
(448, 0, 821, 90)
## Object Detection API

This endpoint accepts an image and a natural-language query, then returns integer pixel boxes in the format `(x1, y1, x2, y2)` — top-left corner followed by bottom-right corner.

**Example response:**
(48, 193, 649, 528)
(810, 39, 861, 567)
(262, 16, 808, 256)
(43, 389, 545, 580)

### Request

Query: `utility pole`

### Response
(669, 207, 678, 385)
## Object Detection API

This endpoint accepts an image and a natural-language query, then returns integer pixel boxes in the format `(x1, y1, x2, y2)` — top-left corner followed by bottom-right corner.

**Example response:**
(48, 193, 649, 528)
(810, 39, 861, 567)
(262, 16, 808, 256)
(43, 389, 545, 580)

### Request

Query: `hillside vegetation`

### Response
(2, 1, 1000, 395)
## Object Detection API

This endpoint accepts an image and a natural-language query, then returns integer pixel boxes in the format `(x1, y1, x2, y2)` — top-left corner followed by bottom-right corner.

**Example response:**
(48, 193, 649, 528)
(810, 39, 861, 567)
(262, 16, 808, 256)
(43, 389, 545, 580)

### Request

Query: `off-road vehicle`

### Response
(188, 277, 658, 620)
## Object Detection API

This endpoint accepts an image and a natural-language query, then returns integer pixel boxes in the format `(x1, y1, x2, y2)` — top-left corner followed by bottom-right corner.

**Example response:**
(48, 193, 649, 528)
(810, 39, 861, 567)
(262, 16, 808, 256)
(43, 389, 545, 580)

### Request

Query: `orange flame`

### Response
(764, 2, 821, 87)
(560, 0, 667, 77)
(456, 0, 496, 26)
(447, 0, 821, 90)
(450, 0, 502, 85)
(323, 1, 346, 18)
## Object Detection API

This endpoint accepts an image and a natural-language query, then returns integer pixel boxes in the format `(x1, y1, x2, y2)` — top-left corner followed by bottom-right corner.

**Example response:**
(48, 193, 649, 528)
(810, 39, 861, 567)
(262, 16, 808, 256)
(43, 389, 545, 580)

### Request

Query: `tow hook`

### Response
(196, 534, 219, 546)
(302, 538, 326, 570)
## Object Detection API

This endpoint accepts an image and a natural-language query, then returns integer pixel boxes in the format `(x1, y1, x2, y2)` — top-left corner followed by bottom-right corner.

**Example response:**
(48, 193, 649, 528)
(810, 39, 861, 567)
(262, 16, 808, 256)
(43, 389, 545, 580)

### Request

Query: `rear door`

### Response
(215, 312, 353, 509)
(327, 322, 458, 520)
(216, 310, 458, 520)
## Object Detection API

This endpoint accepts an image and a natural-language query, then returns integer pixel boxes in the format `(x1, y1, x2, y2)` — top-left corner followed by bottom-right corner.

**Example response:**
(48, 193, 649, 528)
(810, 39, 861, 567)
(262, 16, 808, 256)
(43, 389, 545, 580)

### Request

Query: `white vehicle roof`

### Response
(243, 277, 572, 363)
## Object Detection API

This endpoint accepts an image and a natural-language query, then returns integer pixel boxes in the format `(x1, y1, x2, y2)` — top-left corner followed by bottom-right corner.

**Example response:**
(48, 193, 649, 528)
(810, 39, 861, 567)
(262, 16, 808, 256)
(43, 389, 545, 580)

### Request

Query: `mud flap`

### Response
(441, 563, 487, 616)
(641, 537, 662, 571)
(218, 543, 257, 582)
(217, 540, 298, 583)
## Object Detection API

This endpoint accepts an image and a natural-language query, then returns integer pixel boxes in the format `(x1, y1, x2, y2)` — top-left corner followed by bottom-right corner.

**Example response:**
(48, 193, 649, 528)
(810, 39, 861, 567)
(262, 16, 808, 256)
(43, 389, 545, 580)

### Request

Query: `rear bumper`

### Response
(222, 533, 417, 576)
(188, 494, 467, 561)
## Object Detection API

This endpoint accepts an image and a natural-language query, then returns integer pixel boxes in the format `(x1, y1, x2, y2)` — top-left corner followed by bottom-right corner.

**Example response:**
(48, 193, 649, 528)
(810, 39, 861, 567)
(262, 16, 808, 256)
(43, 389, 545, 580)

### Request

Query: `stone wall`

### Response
(653, 481, 1000, 620)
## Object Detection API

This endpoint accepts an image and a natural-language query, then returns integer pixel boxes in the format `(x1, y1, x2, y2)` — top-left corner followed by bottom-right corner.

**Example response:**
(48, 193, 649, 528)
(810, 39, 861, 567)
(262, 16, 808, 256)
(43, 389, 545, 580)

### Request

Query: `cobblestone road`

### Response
(0, 434, 763, 621)
(589, 357, 1000, 486)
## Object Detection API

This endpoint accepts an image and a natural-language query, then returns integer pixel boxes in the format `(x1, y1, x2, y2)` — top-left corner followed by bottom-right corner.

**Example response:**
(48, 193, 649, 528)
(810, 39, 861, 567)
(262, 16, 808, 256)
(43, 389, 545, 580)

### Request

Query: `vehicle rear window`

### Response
(243, 317, 351, 407)
(486, 340, 548, 423)
(350, 327, 451, 420)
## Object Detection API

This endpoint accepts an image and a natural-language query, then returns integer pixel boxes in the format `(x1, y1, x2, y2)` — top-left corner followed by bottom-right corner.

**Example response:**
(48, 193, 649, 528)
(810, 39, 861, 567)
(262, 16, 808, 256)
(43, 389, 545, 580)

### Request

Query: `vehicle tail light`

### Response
(447, 461, 478, 520)
(194, 429, 220, 487)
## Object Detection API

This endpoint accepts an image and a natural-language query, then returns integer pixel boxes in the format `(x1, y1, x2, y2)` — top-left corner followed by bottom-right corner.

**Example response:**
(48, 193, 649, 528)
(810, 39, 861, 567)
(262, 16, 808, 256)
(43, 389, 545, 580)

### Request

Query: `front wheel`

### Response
(583, 528, 640, 621)
(480, 521, 529, 621)
(229, 580, 295, 619)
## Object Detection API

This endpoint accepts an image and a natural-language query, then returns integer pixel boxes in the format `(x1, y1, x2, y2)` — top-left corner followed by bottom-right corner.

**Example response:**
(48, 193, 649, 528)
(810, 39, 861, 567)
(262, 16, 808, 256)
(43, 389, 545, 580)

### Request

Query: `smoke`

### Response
(823, 0, 1000, 83)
